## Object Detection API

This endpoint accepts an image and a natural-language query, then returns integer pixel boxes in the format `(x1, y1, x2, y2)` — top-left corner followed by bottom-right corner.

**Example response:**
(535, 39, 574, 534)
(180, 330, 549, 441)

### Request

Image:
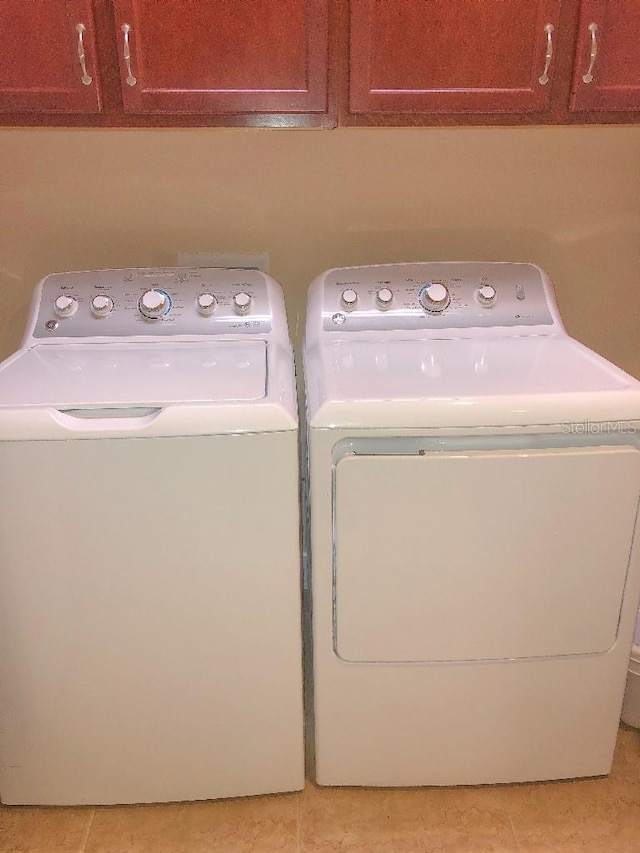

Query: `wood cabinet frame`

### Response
(0, 0, 338, 127)
(339, 0, 640, 126)
(0, 0, 639, 128)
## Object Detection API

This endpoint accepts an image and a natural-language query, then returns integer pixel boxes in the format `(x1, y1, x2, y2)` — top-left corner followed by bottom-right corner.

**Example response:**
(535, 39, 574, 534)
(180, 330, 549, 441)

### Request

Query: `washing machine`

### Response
(303, 261, 640, 787)
(0, 267, 303, 805)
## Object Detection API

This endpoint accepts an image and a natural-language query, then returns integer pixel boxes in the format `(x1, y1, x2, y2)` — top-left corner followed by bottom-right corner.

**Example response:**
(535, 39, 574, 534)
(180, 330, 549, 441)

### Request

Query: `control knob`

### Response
(91, 294, 114, 317)
(418, 282, 450, 313)
(139, 288, 171, 319)
(233, 292, 252, 315)
(375, 287, 394, 310)
(197, 293, 218, 315)
(476, 284, 497, 307)
(340, 288, 358, 310)
(54, 294, 78, 317)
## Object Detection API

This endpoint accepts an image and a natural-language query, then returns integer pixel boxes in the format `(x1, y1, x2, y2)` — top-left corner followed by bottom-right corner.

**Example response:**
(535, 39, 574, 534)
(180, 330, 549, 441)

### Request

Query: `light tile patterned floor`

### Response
(1, 726, 639, 853)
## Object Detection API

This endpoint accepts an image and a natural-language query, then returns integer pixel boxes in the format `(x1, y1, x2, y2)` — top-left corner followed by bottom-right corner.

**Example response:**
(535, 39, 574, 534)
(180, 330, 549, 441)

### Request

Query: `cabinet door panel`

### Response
(111, 0, 329, 114)
(570, 0, 640, 111)
(0, 0, 101, 113)
(350, 0, 562, 114)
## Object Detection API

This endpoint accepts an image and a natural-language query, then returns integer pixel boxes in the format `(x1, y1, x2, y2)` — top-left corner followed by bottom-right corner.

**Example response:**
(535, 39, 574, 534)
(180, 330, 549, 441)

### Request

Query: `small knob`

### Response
(197, 293, 218, 315)
(233, 292, 252, 315)
(139, 288, 171, 319)
(91, 294, 114, 317)
(375, 287, 393, 310)
(54, 294, 78, 317)
(419, 282, 450, 313)
(341, 289, 358, 310)
(476, 284, 497, 307)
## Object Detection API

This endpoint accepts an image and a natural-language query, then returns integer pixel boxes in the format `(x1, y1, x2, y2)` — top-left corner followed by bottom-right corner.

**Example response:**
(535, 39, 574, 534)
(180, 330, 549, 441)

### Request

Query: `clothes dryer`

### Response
(304, 261, 640, 786)
(0, 267, 303, 805)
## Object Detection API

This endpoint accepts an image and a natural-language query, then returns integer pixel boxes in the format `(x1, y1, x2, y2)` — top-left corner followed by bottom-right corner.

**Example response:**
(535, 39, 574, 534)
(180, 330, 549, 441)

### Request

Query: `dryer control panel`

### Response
(318, 262, 559, 335)
(29, 268, 274, 339)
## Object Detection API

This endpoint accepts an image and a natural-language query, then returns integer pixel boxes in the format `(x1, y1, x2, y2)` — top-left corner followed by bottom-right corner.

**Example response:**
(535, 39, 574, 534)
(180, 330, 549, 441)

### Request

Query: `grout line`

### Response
(78, 808, 96, 853)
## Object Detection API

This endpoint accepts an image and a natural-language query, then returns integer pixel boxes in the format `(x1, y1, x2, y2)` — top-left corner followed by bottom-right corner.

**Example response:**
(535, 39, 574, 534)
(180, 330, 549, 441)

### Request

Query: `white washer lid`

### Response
(306, 335, 640, 428)
(0, 341, 266, 409)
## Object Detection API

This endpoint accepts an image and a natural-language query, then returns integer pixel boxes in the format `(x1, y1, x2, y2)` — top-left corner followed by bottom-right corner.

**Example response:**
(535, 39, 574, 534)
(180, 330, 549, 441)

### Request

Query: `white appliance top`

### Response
(304, 262, 640, 429)
(0, 267, 297, 439)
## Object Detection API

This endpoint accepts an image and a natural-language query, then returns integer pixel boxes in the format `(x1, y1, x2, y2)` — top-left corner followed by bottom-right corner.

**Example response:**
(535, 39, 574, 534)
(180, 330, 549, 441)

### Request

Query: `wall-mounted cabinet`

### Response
(348, 0, 563, 116)
(0, 0, 101, 114)
(0, 0, 639, 127)
(111, 0, 329, 116)
(570, 0, 640, 111)
(345, 0, 640, 125)
(0, 0, 332, 127)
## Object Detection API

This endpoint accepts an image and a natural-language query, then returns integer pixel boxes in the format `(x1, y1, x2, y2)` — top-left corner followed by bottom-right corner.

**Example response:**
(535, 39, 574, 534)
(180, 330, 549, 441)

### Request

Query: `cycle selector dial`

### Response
(419, 282, 451, 313)
(139, 288, 171, 319)
(476, 284, 497, 307)
(197, 293, 218, 315)
(375, 287, 394, 309)
(91, 294, 114, 317)
(341, 289, 358, 310)
(54, 294, 78, 317)
(233, 292, 252, 315)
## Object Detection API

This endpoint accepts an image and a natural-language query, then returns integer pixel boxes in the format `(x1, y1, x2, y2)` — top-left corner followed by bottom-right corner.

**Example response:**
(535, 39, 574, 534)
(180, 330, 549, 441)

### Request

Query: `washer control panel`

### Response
(33, 268, 272, 338)
(322, 262, 554, 332)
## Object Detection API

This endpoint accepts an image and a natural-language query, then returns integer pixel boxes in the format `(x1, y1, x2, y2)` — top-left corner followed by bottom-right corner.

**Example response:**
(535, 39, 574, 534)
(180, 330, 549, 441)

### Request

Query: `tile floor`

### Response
(1, 725, 639, 853)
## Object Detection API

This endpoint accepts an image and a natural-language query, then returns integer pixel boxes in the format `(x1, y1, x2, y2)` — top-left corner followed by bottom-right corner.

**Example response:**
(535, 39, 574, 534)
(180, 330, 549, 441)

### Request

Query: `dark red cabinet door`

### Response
(111, 0, 329, 114)
(0, 0, 101, 113)
(349, 0, 562, 114)
(570, 0, 640, 110)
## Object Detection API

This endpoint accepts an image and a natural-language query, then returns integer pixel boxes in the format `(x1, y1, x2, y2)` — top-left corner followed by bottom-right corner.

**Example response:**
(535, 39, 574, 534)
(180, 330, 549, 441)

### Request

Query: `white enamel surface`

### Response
(306, 336, 640, 428)
(334, 446, 640, 662)
(0, 432, 303, 805)
(0, 268, 298, 438)
(0, 267, 303, 804)
(305, 262, 640, 428)
(0, 342, 266, 408)
(308, 428, 640, 786)
(304, 262, 640, 787)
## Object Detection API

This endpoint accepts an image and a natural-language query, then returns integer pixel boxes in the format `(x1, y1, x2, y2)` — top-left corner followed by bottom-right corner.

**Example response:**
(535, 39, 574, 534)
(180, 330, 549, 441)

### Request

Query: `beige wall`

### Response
(0, 126, 639, 374)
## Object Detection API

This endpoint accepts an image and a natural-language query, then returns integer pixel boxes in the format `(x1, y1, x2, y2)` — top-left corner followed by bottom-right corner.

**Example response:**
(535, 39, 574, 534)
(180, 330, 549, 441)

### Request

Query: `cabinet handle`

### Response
(75, 23, 92, 86)
(582, 23, 598, 84)
(538, 23, 554, 85)
(121, 23, 137, 86)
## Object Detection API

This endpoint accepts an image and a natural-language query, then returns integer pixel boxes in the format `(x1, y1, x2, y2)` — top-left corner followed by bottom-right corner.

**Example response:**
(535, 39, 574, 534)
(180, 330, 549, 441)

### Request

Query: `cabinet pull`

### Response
(582, 23, 598, 84)
(75, 23, 92, 86)
(121, 23, 137, 86)
(538, 23, 554, 85)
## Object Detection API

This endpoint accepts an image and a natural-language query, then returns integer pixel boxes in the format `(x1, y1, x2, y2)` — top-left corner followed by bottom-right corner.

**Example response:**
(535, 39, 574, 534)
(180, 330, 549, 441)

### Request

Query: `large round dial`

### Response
(418, 282, 450, 313)
(54, 294, 78, 317)
(91, 294, 114, 317)
(139, 288, 171, 319)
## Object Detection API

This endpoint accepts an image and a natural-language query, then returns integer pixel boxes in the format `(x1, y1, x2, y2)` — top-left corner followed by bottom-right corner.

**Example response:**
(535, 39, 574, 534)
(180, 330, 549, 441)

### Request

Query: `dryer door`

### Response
(333, 445, 640, 663)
